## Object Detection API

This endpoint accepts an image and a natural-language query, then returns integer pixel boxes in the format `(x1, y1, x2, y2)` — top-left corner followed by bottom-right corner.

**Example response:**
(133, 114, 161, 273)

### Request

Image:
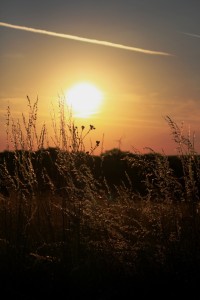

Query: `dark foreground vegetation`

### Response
(0, 98, 200, 298)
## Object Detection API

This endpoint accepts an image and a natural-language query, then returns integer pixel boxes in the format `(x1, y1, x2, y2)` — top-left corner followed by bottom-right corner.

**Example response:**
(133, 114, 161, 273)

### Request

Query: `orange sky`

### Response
(1, 1, 200, 155)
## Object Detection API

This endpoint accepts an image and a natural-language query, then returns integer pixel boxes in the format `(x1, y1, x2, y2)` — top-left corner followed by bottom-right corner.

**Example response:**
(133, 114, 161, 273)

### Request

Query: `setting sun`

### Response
(65, 82, 103, 118)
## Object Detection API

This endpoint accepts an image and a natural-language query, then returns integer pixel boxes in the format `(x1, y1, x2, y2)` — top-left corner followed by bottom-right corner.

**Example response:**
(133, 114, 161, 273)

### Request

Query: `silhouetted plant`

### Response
(0, 98, 200, 298)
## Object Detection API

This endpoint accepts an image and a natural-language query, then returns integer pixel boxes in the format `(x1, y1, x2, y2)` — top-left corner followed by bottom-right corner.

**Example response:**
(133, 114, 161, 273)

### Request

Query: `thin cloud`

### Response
(181, 32, 200, 39)
(0, 21, 172, 56)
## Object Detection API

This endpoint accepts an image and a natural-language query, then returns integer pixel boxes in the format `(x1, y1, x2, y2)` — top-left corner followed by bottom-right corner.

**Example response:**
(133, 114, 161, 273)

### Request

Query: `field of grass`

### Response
(0, 97, 200, 298)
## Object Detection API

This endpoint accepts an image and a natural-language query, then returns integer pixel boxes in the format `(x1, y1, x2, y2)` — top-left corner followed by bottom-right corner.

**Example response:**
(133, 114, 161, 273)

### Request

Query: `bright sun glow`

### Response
(66, 82, 103, 118)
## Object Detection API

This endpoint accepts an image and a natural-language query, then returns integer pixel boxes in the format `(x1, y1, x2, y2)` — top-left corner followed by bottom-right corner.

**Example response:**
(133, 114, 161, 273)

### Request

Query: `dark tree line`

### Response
(0, 147, 199, 201)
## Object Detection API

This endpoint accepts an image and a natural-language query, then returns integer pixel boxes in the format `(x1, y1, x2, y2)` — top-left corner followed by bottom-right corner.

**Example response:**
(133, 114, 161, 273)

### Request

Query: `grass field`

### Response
(0, 97, 200, 298)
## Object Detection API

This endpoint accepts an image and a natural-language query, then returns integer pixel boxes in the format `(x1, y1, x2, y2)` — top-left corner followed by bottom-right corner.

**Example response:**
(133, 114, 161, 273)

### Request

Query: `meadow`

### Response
(0, 97, 200, 298)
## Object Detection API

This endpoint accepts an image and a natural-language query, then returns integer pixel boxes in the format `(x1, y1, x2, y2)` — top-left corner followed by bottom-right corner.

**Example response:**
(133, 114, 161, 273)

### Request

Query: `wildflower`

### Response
(90, 125, 95, 130)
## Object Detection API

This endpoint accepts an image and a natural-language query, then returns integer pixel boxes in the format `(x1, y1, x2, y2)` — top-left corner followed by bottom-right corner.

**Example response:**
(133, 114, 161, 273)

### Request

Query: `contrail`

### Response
(0, 21, 172, 56)
(181, 31, 200, 39)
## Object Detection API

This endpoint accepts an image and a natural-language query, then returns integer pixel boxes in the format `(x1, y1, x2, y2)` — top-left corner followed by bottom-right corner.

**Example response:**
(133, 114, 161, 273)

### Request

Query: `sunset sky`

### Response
(0, 0, 200, 155)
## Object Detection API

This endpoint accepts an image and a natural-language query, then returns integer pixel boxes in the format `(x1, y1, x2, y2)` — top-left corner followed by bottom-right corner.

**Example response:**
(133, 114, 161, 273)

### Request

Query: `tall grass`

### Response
(0, 97, 200, 297)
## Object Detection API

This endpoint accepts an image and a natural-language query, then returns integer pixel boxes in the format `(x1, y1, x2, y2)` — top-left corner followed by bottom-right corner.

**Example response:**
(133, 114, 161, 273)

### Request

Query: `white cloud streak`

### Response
(182, 32, 200, 39)
(0, 21, 172, 56)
